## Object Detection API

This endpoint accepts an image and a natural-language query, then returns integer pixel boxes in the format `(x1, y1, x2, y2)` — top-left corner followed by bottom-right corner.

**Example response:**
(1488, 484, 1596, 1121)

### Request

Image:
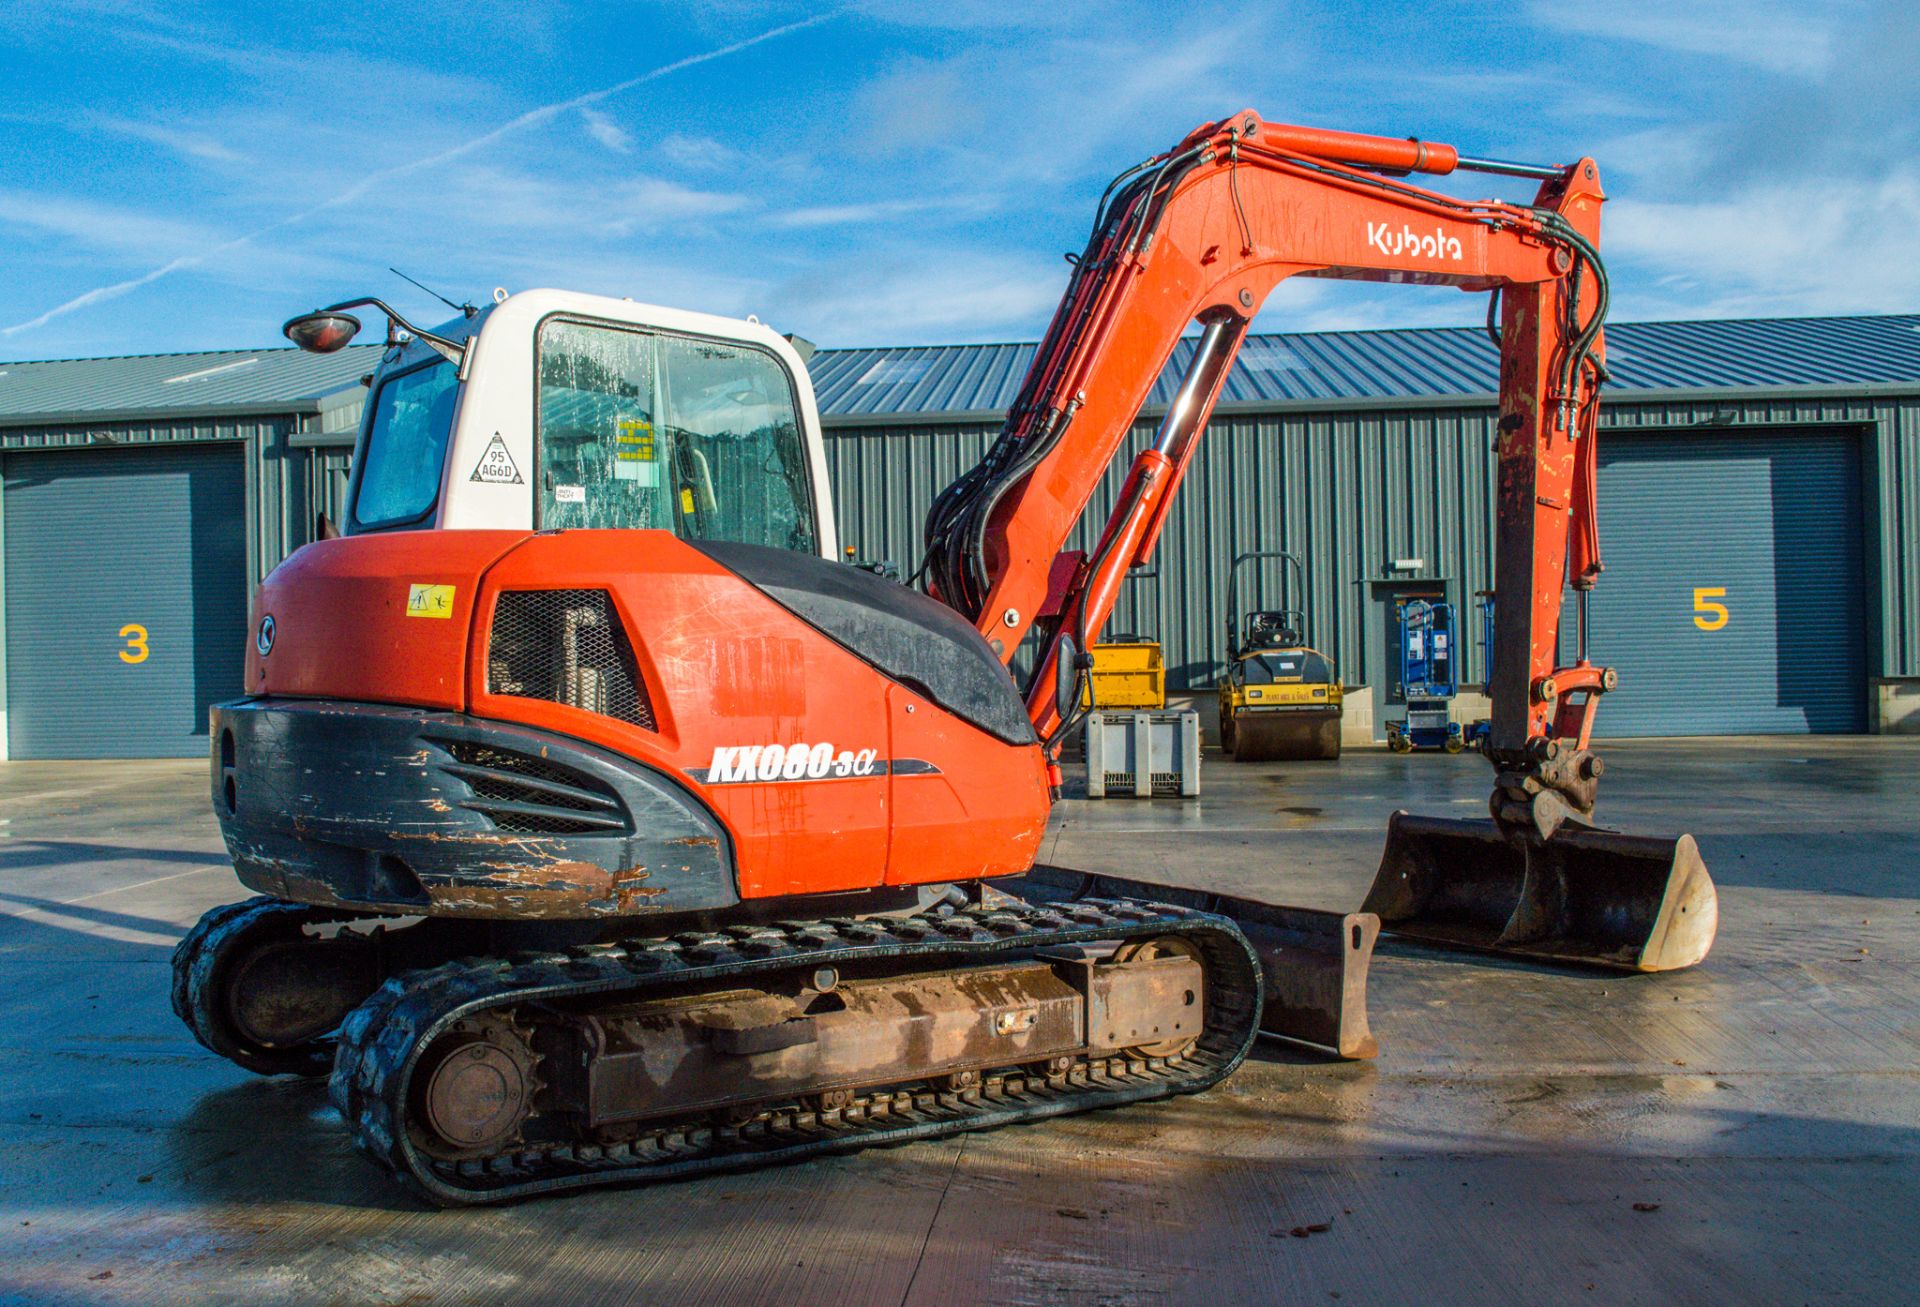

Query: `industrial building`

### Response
(2, 313, 1915, 758)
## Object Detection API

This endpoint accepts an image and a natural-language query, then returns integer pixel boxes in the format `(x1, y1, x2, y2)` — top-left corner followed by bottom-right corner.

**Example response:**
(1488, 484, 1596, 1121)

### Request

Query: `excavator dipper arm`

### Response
(927, 112, 1716, 972)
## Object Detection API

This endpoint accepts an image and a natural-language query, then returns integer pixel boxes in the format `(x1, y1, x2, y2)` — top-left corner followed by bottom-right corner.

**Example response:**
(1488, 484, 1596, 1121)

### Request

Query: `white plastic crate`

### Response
(1083, 710, 1201, 798)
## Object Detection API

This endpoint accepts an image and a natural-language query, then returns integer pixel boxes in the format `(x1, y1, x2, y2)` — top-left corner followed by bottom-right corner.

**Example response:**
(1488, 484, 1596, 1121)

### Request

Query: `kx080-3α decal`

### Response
(686, 743, 940, 786)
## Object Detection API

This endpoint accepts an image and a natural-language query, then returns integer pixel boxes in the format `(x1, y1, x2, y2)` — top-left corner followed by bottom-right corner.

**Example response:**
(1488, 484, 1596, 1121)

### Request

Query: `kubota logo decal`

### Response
(1366, 221, 1463, 261)
(687, 744, 939, 785)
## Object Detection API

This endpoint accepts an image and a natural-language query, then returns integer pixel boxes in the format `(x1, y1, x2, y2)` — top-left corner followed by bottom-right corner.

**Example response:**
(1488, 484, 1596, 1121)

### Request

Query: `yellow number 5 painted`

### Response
(119, 623, 150, 664)
(1692, 587, 1729, 632)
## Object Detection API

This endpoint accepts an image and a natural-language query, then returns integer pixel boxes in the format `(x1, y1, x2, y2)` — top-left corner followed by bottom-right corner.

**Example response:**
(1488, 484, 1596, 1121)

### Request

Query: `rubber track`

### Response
(331, 896, 1263, 1205)
(172, 896, 370, 1077)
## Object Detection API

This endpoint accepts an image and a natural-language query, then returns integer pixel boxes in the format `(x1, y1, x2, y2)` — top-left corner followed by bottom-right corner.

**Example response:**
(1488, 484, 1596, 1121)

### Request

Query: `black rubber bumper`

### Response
(211, 699, 738, 920)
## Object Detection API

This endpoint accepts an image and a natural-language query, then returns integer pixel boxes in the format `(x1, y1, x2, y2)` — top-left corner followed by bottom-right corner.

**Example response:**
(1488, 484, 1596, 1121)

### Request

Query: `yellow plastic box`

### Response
(1081, 641, 1166, 710)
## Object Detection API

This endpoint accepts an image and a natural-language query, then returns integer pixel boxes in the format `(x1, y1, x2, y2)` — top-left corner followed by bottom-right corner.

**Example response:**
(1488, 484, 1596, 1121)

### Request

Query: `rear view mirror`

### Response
(1055, 634, 1081, 726)
(284, 311, 362, 354)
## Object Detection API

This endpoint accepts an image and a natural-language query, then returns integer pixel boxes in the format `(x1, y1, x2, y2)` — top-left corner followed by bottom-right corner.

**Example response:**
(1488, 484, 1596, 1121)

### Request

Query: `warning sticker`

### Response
(406, 583, 456, 618)
(470, 434, 524, 485)
(554, 484, 586, 504)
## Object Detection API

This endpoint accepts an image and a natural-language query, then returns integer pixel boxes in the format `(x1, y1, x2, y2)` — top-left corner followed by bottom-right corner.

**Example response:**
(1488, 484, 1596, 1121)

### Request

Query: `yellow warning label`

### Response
(405, 583, 456, 618)
(680, 488, 695, 514)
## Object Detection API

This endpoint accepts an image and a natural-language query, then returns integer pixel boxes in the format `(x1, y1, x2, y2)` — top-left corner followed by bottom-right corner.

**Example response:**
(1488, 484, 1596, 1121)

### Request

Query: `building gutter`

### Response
(0, 399, 328, 434)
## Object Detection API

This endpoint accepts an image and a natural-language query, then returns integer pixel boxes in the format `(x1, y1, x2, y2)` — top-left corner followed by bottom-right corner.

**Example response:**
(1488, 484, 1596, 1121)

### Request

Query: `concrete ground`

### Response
(1, 738, 1915, 1305)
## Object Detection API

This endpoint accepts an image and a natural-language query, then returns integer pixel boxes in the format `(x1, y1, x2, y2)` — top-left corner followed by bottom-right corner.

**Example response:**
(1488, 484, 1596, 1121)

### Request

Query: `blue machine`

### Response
(1386, 600, 1466, 754)
(1462, 591, 1495, 748)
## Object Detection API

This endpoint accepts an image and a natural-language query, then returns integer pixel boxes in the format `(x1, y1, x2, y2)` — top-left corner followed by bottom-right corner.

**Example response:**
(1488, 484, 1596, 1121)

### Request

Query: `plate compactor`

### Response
(174, 113, 1716, 1205)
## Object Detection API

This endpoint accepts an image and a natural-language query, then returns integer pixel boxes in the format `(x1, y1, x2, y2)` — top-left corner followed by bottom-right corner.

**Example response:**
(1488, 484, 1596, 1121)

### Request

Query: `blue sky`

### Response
(1, 0, 1914, 360)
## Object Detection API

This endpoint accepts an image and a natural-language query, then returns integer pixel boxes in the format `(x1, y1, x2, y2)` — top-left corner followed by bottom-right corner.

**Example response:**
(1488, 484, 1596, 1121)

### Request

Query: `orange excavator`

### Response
(173, 112, 1717, 1204)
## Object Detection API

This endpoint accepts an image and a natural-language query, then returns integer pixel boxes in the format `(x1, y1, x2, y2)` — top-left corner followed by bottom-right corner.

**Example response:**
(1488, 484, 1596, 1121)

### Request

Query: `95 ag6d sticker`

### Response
(686, 743, 939, 786)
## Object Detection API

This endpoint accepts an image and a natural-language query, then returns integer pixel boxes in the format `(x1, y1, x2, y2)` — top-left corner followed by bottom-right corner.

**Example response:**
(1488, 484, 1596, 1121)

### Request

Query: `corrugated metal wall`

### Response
(825, 392, 1920, 693)
(3, 385, 1912, 703)
(826, 408, 1501, 693)
(299, 444, 356, 547)
(0, 413, 337, 587)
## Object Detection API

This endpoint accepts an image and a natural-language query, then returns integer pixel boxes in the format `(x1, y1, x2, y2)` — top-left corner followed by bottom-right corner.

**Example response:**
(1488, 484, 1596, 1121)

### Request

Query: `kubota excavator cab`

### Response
(216, 290, 1053, 924)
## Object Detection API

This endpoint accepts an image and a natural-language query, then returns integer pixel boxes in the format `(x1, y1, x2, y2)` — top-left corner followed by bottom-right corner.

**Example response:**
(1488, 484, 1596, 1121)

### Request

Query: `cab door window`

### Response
(535, 318, 816, 552)
(536, 320, 668, 532)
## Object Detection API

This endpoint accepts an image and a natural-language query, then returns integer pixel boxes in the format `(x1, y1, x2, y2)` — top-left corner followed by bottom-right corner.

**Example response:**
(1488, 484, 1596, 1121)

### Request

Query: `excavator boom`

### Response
(926, 111, 1715, 971)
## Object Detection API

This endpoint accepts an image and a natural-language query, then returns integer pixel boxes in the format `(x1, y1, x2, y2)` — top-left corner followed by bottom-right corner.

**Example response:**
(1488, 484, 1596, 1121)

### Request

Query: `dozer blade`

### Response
(1021, 864, 1378, 1059)
(1362, 811, 1717, 972)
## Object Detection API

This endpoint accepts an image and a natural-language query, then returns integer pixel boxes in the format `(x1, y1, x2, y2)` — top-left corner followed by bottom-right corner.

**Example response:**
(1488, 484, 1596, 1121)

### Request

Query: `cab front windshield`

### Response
(351, 359, 459, 530)
(536, 319, 816, 552)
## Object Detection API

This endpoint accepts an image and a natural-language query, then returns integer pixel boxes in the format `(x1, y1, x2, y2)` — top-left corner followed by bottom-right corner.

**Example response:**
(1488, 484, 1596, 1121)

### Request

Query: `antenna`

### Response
(388, 267, 476, 318)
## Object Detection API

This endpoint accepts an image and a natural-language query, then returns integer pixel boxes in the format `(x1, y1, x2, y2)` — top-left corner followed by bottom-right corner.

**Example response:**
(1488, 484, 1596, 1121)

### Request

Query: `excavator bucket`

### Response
(1020, 864, 1379, 1059)
(1362, 812, 1717, 972)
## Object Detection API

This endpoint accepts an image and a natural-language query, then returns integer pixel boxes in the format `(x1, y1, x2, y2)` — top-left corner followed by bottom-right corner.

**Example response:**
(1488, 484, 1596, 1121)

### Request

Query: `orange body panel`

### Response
(249, 529, 1050, 903)
(883, 682, 1050, 888)
(248, 530, 525, 709)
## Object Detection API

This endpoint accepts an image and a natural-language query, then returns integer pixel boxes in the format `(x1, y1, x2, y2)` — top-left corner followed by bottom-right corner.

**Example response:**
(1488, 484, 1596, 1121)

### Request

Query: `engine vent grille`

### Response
(487, 589, 655, 729)
(435, 739, 627, 835)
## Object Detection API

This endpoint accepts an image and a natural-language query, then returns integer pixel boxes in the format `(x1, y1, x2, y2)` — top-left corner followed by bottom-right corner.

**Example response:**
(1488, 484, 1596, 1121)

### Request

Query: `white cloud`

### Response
(580, 107, 632, 153)
(1251, 277, 1487, 335)
(761, 252, 1066, 345)
(2, 12, 836, 338)
(769, 195, 992, 228)
(427, 166, 749, 237)
(113, 24, 492, 105)
(94, 115, 246, 163)
(1527, 0, 1838, 77)
(1587, 123, 1715, 184)
(655, 132, 746, 172)
(484, 247, 770, 321)
(0, 189, 215, 257)
(1605, 169, 1920, 317)
(848, 29, 1246, 183)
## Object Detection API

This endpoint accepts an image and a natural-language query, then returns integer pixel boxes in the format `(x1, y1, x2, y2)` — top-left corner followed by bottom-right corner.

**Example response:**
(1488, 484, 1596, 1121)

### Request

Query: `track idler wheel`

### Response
(172, 898, 383, 1077)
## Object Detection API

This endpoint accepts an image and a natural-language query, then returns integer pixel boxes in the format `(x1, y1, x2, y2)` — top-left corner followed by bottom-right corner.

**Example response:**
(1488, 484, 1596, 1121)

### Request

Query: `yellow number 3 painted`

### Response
(119, 623, 150, 664)
(1692, 587, 1729, 632)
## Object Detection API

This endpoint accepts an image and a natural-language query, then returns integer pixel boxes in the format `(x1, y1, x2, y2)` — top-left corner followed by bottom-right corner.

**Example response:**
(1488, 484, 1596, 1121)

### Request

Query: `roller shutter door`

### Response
(1580, 428, 1866, 736)
(4, 443, 248, 758)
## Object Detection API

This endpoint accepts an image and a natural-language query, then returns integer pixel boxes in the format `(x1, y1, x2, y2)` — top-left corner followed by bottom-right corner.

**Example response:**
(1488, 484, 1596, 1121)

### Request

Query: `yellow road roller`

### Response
(1218, 550, 1343, 761)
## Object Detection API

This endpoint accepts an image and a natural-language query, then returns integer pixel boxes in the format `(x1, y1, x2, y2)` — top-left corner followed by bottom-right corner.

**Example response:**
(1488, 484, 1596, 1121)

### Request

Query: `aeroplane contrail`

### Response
(2, 12, 838, 339)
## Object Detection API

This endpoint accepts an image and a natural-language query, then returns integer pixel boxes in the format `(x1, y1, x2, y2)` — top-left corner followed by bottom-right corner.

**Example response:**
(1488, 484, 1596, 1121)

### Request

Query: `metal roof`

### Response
(0, 344, 385, 428)
(5, 313, 1918, 433)
(808, 314, 1920, 422)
